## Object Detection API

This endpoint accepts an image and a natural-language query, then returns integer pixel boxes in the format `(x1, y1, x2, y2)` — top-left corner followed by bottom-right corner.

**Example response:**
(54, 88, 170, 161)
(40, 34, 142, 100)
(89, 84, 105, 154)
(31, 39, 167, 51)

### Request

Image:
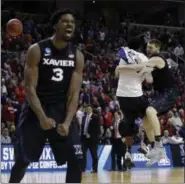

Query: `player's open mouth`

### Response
(65, 29, 73, 34)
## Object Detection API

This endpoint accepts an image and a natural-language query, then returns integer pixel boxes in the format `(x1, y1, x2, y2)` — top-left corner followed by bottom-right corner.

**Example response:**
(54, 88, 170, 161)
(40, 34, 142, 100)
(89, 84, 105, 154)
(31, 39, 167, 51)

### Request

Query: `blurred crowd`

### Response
(1, 10, 185, 146)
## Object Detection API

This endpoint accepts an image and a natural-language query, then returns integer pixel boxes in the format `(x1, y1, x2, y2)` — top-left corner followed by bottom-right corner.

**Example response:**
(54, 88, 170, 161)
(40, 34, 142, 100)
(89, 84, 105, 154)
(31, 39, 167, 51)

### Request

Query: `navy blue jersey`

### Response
(37, 38, 76, 104)
(151, 53, 176, 92)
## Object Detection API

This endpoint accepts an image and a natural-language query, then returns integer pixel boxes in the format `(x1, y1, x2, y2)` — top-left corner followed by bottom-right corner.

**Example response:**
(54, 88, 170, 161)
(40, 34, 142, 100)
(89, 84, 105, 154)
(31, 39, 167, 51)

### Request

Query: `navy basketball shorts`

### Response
(149, 88, 179, 116)
(14, 102, 83, 166)
(117, 96, 149, 137)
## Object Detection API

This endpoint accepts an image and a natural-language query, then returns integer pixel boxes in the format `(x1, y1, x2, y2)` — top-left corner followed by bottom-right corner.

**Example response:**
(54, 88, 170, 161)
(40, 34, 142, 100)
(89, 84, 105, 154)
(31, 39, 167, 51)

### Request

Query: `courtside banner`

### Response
(1, 144, 67, 172)
(1, 144, 174, 172)
(103, 145, 174, 170)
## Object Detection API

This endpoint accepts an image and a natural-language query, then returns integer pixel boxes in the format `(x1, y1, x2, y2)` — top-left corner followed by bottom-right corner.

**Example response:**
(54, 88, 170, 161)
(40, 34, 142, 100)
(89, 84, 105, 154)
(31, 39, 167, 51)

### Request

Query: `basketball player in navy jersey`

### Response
(9, 10, 84, 183)
(139, 39, 179, 165)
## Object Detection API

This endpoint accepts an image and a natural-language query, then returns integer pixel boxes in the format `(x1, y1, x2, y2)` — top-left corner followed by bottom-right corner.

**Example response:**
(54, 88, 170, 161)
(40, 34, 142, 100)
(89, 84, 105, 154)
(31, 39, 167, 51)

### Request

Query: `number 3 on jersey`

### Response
(52, 68, 63, 82)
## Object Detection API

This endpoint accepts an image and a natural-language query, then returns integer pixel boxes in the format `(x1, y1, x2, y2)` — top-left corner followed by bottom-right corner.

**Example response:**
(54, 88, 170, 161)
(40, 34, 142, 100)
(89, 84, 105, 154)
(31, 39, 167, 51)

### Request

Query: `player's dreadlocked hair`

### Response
(50, 9, 75, 26)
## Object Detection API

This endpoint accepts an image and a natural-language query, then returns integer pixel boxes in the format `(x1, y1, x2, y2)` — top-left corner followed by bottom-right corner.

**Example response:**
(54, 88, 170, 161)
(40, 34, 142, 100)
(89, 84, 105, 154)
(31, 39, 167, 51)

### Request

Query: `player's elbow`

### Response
(146, 77, 153, 84)
(144, 73, 153, 84)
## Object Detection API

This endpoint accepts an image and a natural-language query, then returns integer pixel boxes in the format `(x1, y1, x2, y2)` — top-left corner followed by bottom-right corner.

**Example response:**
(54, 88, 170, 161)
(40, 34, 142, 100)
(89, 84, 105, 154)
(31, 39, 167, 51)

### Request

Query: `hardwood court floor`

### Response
(1, 168, 184, 183)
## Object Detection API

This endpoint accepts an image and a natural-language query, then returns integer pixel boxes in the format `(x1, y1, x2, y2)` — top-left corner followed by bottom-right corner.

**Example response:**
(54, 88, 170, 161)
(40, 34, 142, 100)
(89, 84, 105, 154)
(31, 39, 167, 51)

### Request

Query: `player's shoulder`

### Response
(150, 52, 165, 60)
(37, 37, 51, 45)
(29, 38, 52, 56)
(27, 43, 41, 64)
(137, 52, 148, 62)
(27, 43, 40, 54)
(118, 46, 127, 59)
(149, 53, 166, 65)
(28, 38, 50, 52)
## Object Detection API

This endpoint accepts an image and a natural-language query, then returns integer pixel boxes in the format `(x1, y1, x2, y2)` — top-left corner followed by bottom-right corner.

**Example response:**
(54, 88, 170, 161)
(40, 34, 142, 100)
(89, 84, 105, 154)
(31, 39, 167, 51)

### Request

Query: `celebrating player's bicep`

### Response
(68, 49, 84, 96)
(64, 50, 84, 124)
(24, 44, 40, 91)
(24, 44, 50, 125)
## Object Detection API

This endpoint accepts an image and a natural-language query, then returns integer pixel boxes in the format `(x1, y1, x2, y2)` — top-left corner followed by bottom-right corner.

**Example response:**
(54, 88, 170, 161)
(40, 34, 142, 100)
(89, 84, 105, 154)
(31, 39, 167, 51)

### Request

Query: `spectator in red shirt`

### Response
(100, 60, 109, 73)
(103, 107, 113, 128)
(90, 83, 98, 95)
(15, 81, 26, 104)
(2, 98, 16, 127)
(98, 92, 108, 111)
(103, 93, 111, 104)
(96, 68, 104, 79)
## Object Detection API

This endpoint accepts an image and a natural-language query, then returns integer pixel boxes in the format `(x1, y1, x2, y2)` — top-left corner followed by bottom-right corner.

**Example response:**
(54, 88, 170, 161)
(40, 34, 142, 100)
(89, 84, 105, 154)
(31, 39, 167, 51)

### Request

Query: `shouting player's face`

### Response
(146, 43, 160, 57)
(56, 14, 75, 41)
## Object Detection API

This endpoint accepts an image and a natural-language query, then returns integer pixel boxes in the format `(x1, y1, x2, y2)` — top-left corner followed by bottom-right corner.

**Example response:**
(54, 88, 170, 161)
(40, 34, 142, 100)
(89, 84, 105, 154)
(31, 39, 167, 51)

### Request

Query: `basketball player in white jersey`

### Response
(115, 46, 153, 168)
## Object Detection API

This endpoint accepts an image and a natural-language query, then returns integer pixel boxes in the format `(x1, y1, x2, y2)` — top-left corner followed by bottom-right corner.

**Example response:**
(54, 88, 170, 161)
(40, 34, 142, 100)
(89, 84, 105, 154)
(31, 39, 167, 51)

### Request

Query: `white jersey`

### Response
(116, 47, 148, 97)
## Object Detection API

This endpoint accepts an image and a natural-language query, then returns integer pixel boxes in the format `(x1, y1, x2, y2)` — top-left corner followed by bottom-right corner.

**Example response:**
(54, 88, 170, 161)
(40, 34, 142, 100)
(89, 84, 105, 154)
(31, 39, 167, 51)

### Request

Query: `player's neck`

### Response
(51, 34, 68, 49)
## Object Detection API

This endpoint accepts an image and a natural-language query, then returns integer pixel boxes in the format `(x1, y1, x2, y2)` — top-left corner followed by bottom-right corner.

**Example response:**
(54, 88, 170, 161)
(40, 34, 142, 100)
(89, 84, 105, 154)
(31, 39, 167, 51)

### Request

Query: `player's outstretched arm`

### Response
(117, 55, 165, 73)
(64, 49, 84, 125)
(25, 44, 55, 129)
(116, 62, 147, 72)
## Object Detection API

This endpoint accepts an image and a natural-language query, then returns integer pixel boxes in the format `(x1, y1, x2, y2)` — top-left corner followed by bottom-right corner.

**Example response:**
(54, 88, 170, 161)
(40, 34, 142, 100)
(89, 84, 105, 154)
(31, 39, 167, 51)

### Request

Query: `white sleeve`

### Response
(119, 58, 127, 65)
(118, 47, 128, 65)
(137, 53, 148, 63)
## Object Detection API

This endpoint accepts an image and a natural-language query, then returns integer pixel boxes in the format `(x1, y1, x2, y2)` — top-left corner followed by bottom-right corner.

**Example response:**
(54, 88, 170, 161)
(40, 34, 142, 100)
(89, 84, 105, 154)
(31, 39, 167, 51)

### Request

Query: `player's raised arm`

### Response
(24, 44, 55, 129)
(139, 56, 165, 83)
(116, 62, 147, 72)
(64, 49, 84, 125)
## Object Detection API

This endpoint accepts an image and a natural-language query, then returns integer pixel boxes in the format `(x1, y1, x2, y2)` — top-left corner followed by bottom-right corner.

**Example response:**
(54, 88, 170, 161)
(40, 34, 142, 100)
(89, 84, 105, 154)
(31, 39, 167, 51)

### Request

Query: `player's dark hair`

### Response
(149, 39, 162, 49)
(50, 9, 75, 26)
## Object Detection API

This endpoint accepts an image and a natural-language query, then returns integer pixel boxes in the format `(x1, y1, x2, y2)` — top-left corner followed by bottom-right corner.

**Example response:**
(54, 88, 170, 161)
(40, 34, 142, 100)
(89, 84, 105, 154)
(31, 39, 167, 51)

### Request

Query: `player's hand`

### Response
(86, 133, 90, 138)
(139, 66, 154, 75)
(40, 117, 56, 130)
(57, 122, 70, 136)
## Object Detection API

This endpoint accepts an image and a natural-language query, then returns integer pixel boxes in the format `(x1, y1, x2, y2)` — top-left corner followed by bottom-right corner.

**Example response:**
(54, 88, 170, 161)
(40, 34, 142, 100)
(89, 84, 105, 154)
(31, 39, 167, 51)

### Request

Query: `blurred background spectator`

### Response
(1, 127, 11, 144)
